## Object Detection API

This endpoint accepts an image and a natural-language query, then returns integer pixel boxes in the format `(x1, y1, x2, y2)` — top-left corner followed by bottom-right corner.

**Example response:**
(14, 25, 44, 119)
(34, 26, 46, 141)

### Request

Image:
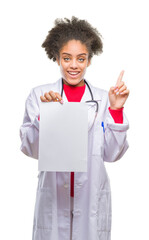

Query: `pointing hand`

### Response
(109, 70, 130, 110)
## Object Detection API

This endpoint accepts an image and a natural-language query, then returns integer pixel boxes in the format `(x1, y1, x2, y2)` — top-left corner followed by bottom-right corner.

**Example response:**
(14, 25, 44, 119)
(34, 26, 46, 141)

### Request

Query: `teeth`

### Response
(68, 72, 79, 75)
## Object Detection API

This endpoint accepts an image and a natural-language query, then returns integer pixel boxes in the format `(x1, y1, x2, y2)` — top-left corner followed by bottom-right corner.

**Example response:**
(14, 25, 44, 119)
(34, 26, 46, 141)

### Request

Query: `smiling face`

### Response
(56, 40, 91, 86)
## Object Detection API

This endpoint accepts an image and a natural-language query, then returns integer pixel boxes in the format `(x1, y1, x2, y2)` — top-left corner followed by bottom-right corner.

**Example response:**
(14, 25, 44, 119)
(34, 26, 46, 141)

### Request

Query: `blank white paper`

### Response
(38, 102, 88, 172)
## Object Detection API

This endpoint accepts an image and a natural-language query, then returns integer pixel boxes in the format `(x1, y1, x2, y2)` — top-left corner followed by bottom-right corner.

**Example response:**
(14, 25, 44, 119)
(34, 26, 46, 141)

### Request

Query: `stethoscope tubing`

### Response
(61, 79, 99, 113)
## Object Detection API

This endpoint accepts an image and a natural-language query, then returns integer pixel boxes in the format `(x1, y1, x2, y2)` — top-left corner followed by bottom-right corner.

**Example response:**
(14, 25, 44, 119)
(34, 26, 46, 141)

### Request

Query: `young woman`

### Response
(20, 16, 129, 240)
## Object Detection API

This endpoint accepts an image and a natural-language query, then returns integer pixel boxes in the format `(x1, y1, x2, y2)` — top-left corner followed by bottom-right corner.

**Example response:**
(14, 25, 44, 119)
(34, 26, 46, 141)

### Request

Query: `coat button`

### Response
(64, 183, 69, 188)
(76, 182, 82, 187)
(73, 210, 81, 216)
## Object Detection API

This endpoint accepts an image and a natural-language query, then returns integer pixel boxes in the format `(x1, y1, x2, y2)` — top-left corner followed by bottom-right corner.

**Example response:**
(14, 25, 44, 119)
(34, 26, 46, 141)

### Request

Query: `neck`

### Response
(62, 79, 85, 87)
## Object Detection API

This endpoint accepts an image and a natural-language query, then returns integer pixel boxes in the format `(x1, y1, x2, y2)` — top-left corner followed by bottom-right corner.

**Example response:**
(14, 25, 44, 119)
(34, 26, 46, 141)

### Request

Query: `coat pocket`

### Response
(33, 188, 52, 230)
(97, 190, 111, 233)
(91, 120, 105, 157)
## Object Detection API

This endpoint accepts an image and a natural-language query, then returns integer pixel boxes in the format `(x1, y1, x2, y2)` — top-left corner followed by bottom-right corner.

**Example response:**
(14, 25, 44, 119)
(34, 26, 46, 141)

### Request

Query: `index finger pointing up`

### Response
(116, 70, 125, 86)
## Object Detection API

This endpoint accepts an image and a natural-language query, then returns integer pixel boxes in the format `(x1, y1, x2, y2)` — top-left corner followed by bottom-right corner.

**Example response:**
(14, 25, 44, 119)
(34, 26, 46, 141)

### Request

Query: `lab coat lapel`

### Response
(80, 79, 92, 102)
(57, 77, 68, 102)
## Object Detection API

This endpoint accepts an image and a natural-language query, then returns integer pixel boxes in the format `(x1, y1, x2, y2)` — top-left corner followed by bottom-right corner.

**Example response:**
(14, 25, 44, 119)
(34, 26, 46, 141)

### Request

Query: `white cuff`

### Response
(32, 116, 39, 130)
(106, 112, 129, 132)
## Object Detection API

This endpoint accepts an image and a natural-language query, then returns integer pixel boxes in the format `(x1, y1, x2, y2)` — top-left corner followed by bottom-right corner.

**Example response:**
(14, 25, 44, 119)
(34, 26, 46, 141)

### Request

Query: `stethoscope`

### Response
(61, 79, 99, 130)
(61, 79, 99, 114)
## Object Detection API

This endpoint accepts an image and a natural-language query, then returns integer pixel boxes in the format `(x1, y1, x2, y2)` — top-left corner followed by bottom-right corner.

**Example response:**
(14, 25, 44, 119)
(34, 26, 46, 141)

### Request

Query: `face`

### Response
(56, 40, 91, 87)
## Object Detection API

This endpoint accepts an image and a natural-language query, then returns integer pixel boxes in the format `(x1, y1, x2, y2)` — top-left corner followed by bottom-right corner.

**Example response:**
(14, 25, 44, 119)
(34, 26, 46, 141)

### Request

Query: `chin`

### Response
(66, 78, 82, 85)
(69, 80, 80, 85)
(65, 78, 81, 86)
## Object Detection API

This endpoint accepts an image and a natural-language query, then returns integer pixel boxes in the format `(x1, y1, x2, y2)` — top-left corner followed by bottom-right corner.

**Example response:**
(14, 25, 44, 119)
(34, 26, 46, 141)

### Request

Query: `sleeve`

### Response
(20, 88, 40, 159)
(108, 107, 123, 123)
(103, 98, 129, 162)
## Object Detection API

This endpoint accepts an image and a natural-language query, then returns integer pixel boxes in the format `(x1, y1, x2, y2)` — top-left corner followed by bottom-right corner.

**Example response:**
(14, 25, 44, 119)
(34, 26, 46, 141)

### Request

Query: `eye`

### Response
(64, 57, 70, 61)
(78, 58, 85, 62)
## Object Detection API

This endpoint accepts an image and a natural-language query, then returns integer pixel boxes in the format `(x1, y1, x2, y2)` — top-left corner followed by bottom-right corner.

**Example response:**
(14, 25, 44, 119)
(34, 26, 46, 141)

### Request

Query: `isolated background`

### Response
(0, 0, 148, 239)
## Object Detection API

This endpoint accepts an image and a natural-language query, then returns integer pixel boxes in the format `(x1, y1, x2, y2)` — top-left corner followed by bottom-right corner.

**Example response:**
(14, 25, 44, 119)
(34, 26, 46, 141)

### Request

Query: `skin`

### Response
(56, 39, 91, 87)
(109, 70, 130, 109)
(40, 40, 129, 109)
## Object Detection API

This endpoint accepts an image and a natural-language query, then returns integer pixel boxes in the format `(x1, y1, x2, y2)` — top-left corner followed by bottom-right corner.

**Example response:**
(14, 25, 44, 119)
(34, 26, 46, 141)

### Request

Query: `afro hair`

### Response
(42, 16, 103, 62)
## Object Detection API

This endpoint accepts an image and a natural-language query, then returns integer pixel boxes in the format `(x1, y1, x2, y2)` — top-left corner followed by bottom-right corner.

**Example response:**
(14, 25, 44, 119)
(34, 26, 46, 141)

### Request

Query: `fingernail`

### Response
(116, 92, 119, 95)
(114, 88, 119, 93)
(60, 100, 64, 104)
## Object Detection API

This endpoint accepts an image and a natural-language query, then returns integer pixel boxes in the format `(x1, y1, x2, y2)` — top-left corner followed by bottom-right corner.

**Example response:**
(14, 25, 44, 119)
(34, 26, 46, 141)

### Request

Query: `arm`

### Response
(103, 70, 129, 162)
(20, 89, 40, 159)
(103, 105, 129, 162)
(108, 107, 123, 123)
(20, 88, 63, 159)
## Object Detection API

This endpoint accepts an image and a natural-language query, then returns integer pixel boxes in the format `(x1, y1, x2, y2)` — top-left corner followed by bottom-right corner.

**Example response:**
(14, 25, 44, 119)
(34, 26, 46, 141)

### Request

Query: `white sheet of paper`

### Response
(38, 102, 88, 172)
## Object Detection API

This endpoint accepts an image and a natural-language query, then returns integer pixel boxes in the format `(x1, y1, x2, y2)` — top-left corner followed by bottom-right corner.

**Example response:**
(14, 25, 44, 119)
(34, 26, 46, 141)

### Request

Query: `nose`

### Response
(70, 59, 78, 69)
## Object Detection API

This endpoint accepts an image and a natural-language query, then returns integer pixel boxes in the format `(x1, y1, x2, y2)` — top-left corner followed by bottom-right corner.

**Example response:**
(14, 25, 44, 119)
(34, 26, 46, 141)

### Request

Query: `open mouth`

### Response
(67, 71, 80, 77)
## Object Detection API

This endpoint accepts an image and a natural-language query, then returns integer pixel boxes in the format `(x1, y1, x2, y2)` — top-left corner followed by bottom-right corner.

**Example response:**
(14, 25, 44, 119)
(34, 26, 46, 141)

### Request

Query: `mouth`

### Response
(67, 71, 80, 78)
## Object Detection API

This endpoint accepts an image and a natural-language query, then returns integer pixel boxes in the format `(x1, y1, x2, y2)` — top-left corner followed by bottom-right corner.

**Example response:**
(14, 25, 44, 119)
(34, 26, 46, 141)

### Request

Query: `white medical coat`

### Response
(20, 78, 129, 240)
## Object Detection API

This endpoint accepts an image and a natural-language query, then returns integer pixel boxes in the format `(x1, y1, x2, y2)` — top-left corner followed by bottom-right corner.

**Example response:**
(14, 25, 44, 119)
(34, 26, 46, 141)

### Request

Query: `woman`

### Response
(20, 16, 129, 240)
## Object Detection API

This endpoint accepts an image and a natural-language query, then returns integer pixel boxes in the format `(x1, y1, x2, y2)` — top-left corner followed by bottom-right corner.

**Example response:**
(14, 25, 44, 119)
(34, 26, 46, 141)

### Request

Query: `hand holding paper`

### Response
(40, 90, 64, 104)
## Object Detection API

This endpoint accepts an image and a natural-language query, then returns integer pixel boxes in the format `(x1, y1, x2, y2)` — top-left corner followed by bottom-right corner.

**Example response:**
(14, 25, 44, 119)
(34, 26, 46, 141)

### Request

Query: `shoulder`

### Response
(93, 86, 108, 98)
(32, 78, 61, 95)
(86, 79, 108, 101)
(27, 78, 61, 104)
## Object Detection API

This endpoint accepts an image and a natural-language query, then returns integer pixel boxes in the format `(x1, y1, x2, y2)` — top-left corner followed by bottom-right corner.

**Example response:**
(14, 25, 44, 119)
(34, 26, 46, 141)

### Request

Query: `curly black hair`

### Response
(42, 16, 103, 62)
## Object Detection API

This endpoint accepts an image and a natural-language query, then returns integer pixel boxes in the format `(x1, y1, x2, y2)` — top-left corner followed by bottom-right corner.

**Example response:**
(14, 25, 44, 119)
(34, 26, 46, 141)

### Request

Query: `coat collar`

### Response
(55, 77, 102, 102)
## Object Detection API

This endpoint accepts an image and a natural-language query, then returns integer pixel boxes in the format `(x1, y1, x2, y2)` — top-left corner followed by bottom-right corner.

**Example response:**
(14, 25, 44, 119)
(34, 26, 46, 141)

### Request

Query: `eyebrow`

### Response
(62, 53, 87, 56)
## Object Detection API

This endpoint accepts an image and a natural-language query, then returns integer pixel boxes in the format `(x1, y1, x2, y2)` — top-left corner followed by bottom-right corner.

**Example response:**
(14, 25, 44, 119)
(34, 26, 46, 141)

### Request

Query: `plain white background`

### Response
(0, 0, 149, 239)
